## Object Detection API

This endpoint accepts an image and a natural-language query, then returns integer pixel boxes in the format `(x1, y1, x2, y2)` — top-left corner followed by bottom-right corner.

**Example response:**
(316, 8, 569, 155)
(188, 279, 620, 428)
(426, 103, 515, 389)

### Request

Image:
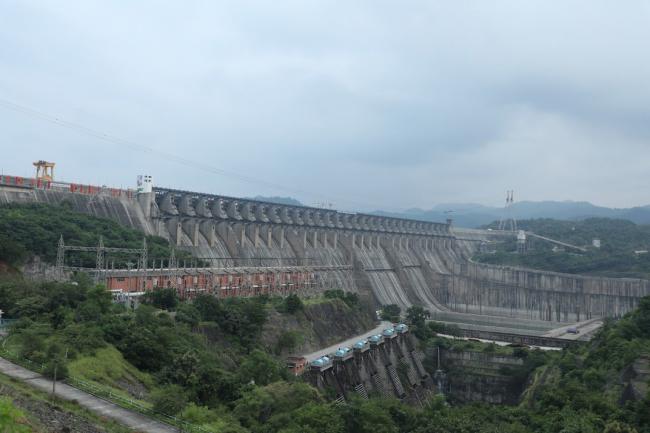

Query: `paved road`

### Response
(303, 321, 393, 362)
(0, 357, 176, 433)
(434, 332, 562, 351)
(543, 318, 603, 340)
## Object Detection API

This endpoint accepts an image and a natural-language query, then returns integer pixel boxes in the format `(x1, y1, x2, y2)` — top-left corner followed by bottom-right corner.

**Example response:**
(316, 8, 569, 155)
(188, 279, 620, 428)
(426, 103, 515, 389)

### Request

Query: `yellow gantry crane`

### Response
(33, 160, 55, 181)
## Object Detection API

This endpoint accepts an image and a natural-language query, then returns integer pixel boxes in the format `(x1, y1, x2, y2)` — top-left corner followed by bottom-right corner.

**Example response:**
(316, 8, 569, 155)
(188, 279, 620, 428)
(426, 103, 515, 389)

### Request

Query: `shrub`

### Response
(151, 385, 188, 416)
(381, 304, 401, 322)
(284, 294, 303, 314)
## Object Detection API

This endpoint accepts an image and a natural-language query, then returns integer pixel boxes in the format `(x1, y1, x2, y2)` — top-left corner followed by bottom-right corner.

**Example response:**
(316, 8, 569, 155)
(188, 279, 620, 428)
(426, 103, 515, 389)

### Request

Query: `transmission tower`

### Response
(95, 236, 105, 284)
(169, 247, 178, 290)
(56, 235, 65, 280)
(498, 190, 518, 232)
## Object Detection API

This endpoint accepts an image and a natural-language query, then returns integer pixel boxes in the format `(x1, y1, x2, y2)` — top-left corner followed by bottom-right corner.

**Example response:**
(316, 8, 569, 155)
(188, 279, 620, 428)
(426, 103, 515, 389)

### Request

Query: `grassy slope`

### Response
(0, 372, 131, 433)
(67, 346, 156, 406)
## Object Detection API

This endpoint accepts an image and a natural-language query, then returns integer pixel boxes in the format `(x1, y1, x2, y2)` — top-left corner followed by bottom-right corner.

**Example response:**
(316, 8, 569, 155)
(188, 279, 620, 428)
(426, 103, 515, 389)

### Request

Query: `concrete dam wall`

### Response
(2, 183, 649, 322)
(444, 261, 650, 321)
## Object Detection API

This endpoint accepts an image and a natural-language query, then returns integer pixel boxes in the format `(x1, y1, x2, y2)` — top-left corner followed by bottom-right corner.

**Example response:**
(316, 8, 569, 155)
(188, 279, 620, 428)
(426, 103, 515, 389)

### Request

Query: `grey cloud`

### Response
(1, 1, 650, 211)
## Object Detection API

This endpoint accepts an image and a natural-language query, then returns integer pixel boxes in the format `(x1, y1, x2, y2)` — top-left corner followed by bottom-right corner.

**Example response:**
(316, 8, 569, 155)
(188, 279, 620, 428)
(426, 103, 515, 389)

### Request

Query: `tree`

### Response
(342, 292, 360, 308)
(42, 343, 68, 380)
(233, 381, 322, 428)
(175, 303, 201, 328)
(275, 330, 302, 354)
(323, 290, 360, 308)
(238, 350, 282, 386)
(143, 288, 179, 311)
(0, 235, 28, 267)
(151, 385, 188, 416)
(634, 295, 650, 335)
(381, 304, 401, 322)
(193, 294, 223, 321)
(284, 294, 303, 314)
(119, 327, 170, 372)
(406, 306, 430, 338)
(406, 306, 429, 327)
(603, 421, 639, 433)
(195, 364, 240, 405)
(286, 402, 345, 433)
(162, 350, 201, 390)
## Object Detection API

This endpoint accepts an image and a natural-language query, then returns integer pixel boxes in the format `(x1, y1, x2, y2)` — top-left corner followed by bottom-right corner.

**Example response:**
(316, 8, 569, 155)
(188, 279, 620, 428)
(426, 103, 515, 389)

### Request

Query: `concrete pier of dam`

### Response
(2, 179, 649, 326)
(307, 330, 432, 403)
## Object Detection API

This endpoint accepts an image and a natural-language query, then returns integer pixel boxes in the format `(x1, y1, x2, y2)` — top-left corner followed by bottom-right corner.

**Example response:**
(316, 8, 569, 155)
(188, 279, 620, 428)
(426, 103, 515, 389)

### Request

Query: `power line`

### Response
(0, 97, 394, 211)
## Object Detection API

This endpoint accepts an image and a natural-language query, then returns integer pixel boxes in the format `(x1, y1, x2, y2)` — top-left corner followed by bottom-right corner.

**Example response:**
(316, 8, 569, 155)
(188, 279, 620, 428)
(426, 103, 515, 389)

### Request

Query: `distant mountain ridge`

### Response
(373, 201, 650, 228)
(246, 196, 650, 228)
(249, 195, 303, 206)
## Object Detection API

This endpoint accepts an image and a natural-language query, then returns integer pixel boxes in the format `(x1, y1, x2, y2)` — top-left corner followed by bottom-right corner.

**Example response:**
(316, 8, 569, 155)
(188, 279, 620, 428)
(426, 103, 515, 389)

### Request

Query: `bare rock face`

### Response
(21, 256, 64, 281)
(620, 355, 650, 403)
(1, 384, 107, 433)
(261, 299, 375, 355)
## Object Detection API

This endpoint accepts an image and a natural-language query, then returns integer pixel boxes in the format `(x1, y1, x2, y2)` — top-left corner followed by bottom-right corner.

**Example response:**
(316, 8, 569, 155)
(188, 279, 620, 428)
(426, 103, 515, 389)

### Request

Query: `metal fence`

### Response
(0, 319, 17, 328)
(0, 344, 212, 433)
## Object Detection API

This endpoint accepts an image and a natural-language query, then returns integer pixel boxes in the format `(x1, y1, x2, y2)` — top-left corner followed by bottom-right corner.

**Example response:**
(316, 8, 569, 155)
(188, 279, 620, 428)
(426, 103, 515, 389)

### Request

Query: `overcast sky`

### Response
(1, 1, 649, 212)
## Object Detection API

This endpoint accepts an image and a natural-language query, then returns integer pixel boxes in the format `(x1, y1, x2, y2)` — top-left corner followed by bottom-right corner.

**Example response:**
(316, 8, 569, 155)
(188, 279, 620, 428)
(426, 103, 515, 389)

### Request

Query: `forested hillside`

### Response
(1, 205, 649, 433)
(1, 275, 649, 432)
(475, 218, 650, 278)
(0, 203, 193, 270)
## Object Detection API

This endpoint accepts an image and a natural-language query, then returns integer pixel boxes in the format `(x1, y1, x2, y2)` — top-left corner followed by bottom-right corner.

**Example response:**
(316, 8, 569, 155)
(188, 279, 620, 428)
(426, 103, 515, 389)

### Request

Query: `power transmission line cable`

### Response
(0, 97, 398, 211)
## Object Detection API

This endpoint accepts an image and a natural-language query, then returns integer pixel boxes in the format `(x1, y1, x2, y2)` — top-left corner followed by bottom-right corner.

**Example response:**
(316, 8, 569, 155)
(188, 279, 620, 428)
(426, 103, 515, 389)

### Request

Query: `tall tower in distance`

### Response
(498, 190, 518, 232)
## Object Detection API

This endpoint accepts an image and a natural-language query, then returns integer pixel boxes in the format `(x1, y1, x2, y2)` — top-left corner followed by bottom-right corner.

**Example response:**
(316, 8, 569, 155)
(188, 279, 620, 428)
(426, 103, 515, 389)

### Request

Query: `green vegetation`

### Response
(3, 277, 650, 432)
(476, 218, 650, 278)
(381, 304, 401, 322)
(67, 346, 155, 401)
(0, 273, 287, 431)
(284, 293, 304, 313)
(323, 289, 360, 309)
(0, 372, 132, 433)
(1, 204, 649, 432)
(0, 203, 193, 268)
(0, 397, 31, 433)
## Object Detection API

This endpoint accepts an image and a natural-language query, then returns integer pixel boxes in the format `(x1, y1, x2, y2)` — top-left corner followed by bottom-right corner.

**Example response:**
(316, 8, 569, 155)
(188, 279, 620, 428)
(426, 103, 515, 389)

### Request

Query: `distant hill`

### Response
(474, 218, 650, 279)
(373, 201, 650, 228)
(249, 196, 303, 206)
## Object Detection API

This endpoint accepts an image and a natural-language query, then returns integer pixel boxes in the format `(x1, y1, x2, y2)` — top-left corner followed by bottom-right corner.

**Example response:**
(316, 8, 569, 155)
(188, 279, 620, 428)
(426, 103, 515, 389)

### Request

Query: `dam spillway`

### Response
(1, 176, 649, 324)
